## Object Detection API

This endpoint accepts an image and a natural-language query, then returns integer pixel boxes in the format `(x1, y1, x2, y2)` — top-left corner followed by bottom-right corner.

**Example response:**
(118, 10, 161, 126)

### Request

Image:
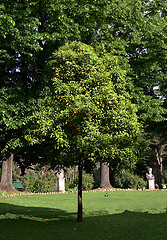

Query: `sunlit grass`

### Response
(0, 191, 167, 240)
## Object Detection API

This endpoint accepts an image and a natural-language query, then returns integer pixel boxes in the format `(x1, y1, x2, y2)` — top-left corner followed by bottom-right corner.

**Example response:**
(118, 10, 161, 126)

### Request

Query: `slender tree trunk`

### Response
(100, 162, 112, 188)
(0, 151, 16, 192)
(155, 146, 163, 189)
(77, 153, 83, 222)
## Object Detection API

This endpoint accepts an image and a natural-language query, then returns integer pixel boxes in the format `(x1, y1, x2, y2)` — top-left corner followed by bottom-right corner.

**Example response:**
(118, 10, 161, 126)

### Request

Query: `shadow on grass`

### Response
(0, 202, 167, 240)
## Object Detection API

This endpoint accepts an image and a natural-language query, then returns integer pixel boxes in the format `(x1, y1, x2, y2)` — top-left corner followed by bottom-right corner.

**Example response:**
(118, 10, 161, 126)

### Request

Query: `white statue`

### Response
(146, 168, 155, 180)
(56, 169, 65, 192)
(146, 168, 155, 190)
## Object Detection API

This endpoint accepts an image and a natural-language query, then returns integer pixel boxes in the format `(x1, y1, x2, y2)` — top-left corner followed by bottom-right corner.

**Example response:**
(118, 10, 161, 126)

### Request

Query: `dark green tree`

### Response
(0, 0, 79, 191)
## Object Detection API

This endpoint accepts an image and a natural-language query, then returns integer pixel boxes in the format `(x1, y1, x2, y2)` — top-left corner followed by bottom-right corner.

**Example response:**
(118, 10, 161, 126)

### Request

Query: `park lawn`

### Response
(0, 191, 167, 240)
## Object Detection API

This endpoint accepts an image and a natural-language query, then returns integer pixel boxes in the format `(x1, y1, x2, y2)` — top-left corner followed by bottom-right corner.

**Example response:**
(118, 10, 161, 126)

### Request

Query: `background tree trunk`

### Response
(155, 146, 164, 189)
(77, 153, 83, 222)
(100, 162, 112, 188)
(0, 152, 16, 192)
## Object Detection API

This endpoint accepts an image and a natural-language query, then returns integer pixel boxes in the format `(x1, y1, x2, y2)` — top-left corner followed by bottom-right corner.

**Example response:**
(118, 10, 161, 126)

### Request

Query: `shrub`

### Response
(0, 191, 7, 197)
(82, 171, 94, 191)
(20, 165, 57, 193)
(65, 169, 94, 192)
(161, 169, 167, 184)
(114, 171, 147, 189)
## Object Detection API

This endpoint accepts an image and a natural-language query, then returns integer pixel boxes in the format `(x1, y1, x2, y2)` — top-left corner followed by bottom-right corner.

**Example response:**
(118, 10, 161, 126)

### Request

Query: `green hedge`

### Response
(114, 171, 146, 189)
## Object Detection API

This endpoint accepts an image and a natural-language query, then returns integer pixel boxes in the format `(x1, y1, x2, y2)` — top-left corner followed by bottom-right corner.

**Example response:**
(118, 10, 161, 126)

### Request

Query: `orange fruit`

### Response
(85, 130, 87, 133)
(74, 110, 77, 114)
(76, 128, 79, 131)
(96, 102, 99, 105)
(106, 129, 109, 132)
(79, 51, 82, 54)
(65, 76, 68, 79)
(56, 73, 59, 76)
(115, 100, 118, 103)
(83, 117, 86, 120)
(74, 58, 76, 60)
(61, 96, 64, 98)
(113, 117, 115, 120)
(95, 66, 98, 69)
(89, 69, 91, 72)
(72, 99, 74, 101)
(55, 100, 57, 102)
(105, 82, 108, 85)
(108, 101, 112, 105)
(81, 72, 84, 75)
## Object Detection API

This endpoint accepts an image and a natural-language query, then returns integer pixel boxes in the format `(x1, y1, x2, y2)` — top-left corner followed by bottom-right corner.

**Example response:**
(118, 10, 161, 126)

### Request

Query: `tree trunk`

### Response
(155, 146, 163, 189)
(77, 153, 83, 222)
(100, 162, 112, 188)
(0, 152, 16, 192)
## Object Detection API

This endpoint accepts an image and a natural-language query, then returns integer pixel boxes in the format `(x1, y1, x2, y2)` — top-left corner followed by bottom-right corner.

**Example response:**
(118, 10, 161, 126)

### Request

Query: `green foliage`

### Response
(0, 0, 43, 155)
(20, 165, 57, 193)
(161, 170, 167, 184)
(65, 170, 94, 192)
(32, 41, 143, 170)
(114, 171, 147, 189)
(0, 191, 7, 196)
(82, 171, 94, 191)
(0, 87, 35, 151)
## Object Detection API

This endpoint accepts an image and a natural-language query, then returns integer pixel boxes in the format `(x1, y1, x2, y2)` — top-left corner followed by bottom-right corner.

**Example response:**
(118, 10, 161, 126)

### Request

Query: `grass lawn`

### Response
(0, 190, 167, 240)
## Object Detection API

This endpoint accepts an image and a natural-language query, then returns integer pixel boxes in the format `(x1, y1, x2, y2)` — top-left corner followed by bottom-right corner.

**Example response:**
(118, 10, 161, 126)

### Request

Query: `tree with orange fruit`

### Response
(33, 41, 143, 222)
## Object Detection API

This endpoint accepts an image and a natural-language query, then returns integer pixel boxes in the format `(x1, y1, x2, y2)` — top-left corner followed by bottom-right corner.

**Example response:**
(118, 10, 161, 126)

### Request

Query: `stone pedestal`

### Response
(55, 169, 65, 192)
(58, 178, 65, 192)
(148, 179, 155, 190)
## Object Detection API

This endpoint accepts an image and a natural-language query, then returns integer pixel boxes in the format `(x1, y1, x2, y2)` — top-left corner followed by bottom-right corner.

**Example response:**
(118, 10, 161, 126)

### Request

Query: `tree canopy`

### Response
(31, 41, 143, 171)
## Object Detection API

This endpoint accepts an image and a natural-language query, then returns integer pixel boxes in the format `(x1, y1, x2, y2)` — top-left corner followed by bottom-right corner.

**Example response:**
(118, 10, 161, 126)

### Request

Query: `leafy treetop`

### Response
(29, 42, 143, 170)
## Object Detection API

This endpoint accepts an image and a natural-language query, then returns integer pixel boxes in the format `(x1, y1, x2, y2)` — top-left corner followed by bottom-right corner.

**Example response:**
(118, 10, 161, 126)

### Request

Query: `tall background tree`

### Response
(0, 0, 80, 190)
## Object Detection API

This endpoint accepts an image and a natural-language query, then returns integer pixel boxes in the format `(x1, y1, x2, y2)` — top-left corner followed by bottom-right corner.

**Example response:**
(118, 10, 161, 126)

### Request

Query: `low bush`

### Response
(0, 191, 7, 197)
(82, 171, 94, 191)
(161, 169, 167, 184)
(65, 170, 94, 192)
(114, 171, 147, 189)
(20, 165, 57, 193)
